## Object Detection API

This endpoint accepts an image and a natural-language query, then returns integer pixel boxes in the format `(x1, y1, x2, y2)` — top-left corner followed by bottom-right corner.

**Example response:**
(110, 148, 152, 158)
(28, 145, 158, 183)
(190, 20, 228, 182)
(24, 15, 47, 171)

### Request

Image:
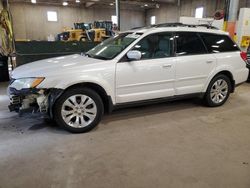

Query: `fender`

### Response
(54, 76, 115, 103)
(202, 65, 235, 93)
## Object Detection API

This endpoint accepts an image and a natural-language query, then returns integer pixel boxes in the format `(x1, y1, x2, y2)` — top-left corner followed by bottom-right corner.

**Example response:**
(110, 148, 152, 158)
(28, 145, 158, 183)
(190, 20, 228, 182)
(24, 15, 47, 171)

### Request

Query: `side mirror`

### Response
(127, 50, 142, 61)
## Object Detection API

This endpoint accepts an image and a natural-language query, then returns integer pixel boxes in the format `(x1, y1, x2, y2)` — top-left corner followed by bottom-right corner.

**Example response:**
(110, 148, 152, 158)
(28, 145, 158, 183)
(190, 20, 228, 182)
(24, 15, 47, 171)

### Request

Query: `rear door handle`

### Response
(162, 64, 172, 68)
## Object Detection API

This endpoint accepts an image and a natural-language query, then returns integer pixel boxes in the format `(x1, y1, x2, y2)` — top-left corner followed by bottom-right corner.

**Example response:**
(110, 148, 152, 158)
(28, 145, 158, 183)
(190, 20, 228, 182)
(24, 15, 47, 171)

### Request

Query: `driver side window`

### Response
(132, 32, 174, 60)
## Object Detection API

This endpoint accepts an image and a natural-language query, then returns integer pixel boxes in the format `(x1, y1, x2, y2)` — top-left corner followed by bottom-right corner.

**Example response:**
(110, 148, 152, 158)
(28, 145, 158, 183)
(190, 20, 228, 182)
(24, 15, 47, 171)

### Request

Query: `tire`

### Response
(247, 73, 250, 82)
(43, 117, 55, 124)
(53, 88, 104, 133)
(204, 74, 232, 107)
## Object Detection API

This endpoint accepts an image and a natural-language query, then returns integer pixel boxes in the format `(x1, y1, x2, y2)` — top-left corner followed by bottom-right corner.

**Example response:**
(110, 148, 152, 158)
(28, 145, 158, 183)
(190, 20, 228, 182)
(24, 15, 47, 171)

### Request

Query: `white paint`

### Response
(11, 27, 249, 105)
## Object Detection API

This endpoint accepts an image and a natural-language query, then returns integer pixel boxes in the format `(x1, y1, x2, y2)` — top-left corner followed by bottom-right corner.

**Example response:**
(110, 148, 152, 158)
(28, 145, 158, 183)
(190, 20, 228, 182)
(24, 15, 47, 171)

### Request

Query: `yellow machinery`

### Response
(241, 36, 250, 48)
(92, 21, 113, 42)
(58, 21, 113, 42)
(58, 23, 93, 42)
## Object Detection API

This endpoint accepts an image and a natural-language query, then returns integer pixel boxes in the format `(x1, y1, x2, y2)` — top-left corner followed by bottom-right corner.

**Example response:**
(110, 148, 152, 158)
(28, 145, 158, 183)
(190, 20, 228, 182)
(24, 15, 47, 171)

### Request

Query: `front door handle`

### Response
(162, 64, 172, 68)
(206, 60, 214, 64)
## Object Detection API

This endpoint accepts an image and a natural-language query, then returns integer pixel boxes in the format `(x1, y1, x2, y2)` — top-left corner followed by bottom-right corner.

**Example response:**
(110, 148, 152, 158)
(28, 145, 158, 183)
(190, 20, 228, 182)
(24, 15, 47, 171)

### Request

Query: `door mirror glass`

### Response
(127, 50, 142, 61)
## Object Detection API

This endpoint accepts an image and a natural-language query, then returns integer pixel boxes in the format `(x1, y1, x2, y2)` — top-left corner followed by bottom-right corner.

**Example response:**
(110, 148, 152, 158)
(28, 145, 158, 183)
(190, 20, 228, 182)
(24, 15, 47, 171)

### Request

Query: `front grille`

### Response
(10, 95, 21, 105)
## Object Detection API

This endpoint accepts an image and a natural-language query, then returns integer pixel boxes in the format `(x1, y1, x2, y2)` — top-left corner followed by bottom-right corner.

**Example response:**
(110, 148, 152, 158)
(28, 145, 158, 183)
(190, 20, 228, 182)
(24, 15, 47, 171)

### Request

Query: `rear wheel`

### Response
(53, 88, 104, 133)
(204, 74, 232, 107)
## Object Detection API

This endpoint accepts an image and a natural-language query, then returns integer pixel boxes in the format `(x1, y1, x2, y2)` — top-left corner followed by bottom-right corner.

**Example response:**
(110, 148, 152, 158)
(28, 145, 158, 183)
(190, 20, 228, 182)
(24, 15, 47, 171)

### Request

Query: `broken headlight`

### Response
(10, 77, 45, 90)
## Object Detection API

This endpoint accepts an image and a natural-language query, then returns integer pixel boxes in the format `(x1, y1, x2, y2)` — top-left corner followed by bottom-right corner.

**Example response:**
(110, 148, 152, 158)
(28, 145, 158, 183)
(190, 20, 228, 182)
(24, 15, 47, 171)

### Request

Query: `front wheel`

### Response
(204, 75, 232, 107)
(53, 88, 104, 133)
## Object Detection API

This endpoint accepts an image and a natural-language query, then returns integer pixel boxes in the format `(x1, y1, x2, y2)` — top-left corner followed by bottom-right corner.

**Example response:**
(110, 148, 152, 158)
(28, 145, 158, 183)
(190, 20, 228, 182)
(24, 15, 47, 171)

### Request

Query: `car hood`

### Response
(12, 54, 104, 78)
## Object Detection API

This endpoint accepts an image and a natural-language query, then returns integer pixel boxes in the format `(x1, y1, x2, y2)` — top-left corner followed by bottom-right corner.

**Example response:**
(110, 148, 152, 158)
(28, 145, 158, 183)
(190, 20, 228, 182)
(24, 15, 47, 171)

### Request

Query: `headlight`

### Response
(10, 77, 45, 90)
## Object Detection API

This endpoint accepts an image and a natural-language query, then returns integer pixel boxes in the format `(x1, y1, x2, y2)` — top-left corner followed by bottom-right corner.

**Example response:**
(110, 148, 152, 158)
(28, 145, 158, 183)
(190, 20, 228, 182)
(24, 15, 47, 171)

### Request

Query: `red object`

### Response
(214, 10, 225, 20)
(240, 51, 248, 62)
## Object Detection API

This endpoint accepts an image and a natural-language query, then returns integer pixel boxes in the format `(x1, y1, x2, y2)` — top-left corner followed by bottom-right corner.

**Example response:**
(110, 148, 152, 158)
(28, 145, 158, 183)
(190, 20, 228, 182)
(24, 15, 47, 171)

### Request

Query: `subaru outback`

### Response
(8, 23, 249, 133)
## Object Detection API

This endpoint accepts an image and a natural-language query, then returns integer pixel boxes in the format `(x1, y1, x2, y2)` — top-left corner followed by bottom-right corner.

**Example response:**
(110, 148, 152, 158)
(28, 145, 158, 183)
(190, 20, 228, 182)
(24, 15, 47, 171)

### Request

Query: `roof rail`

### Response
(196, 24, 219, 30)
(152, 23, 185, 28)
(130, 22, 219, 30)
(130, 26, 148, 30)
(151, 22, 219, 30)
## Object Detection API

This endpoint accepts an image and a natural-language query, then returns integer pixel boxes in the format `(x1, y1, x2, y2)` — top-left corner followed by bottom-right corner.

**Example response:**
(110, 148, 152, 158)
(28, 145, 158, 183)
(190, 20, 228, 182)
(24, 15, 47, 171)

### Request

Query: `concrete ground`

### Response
(0, 82, 250, 188)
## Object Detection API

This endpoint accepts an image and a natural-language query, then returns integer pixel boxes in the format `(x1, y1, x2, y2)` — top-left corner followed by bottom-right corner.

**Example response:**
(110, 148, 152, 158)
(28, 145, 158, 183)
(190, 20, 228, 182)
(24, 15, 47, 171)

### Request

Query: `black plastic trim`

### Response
(48, 88, 64, 118)
(113, 93, 205, 110)
(106, 95, 114, 114)
(9, 87, 41, 96)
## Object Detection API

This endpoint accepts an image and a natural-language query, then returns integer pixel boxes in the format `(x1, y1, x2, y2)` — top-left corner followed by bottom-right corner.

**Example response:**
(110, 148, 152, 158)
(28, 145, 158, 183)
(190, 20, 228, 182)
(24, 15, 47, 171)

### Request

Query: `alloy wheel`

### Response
(210, 79, 228, 104)
(61, 95, 97, 128)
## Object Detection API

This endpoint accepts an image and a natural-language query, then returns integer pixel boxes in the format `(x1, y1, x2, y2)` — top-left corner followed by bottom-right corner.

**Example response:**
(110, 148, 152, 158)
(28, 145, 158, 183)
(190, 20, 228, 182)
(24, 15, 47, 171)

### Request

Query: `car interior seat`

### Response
(154, 37, 170, 58)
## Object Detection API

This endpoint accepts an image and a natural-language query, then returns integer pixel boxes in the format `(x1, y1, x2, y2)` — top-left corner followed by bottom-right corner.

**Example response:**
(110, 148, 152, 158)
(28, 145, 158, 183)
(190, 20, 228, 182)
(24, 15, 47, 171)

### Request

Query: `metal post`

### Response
(224, 0, 239, 39)
(177, 0, 181, 7)
(116, 0, 120, 30)
(177, 0, 181, 23)
(224, 0, 230, 21)
(228, 0, 239, 22)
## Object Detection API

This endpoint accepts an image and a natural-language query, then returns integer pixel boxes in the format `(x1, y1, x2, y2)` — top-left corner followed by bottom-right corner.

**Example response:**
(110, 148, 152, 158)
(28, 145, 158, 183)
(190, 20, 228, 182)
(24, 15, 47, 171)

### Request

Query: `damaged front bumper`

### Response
(8, 87, 63, 117)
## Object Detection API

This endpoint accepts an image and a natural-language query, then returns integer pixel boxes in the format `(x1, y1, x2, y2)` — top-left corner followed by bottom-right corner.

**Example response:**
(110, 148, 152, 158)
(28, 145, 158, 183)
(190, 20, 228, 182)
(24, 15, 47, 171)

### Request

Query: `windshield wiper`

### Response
(85, 52, 93, 58)
(92, 55, 109, 60)
(85, 53, 108, 60)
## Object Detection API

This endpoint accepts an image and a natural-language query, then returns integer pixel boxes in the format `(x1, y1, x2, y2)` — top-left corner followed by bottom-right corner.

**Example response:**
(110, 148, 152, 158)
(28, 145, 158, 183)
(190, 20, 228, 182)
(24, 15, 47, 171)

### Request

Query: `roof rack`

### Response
(152, 22, 219, 30)
(130, 22, 219, 31)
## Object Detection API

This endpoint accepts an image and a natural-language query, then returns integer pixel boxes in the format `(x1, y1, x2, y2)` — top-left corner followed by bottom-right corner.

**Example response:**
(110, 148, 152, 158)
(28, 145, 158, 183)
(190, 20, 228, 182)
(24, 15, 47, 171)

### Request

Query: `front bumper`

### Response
(8, 86, 64, 118)
(8, 87, 48, 113)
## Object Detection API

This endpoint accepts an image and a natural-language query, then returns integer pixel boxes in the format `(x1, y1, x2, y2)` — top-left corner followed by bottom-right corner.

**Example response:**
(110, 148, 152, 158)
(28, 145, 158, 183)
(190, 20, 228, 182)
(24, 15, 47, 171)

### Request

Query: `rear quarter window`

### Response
(199, 33, 239, 53)
(176, 32, 207, 56)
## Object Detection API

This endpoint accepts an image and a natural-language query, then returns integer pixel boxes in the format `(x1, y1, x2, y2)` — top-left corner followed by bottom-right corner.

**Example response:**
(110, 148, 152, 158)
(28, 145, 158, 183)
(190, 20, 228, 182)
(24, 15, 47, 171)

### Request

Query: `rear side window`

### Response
(175, 32, 207, 56)
(199, 33, 239, 53)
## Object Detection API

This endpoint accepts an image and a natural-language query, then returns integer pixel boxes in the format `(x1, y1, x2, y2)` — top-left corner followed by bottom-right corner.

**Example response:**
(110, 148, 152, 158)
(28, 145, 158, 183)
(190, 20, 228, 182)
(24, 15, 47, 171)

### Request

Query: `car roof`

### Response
(126, 25, 228, 36)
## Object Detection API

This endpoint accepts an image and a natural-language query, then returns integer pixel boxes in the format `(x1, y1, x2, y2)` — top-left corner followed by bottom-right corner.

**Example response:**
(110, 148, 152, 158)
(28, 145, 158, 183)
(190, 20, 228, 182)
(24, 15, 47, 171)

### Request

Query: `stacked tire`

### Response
(0, 56, 9, 82)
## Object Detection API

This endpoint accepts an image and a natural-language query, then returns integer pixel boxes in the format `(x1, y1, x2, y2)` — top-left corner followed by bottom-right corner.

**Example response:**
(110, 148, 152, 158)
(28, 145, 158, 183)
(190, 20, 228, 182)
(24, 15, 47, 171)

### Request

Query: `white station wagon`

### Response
(8, 23, 249, 133)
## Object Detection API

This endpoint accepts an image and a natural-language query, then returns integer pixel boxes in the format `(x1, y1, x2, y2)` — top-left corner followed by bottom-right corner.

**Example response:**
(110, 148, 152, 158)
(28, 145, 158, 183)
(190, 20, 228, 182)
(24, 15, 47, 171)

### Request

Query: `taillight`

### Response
(240, 51, 248, 62)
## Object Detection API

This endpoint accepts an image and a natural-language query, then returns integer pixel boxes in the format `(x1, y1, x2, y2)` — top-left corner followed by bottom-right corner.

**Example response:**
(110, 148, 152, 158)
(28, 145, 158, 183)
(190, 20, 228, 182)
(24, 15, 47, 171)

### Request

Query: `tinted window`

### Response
(176, 32, 207, 56)
(132, 32, 173, 60)
(86, 32, 141, 60)
(200, 33, 239, 53)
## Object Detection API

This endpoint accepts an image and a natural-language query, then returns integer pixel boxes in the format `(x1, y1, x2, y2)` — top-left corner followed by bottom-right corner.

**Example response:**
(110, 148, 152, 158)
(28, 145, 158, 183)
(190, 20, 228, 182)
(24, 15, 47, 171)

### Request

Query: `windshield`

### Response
(86, 32, 142, 60)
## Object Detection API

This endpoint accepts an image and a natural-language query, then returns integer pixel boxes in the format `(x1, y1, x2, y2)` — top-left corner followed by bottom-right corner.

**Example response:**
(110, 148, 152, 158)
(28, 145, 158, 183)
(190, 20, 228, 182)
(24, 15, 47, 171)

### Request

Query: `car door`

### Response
(115, 32, 176, 104)
(175, 32, 217, 95)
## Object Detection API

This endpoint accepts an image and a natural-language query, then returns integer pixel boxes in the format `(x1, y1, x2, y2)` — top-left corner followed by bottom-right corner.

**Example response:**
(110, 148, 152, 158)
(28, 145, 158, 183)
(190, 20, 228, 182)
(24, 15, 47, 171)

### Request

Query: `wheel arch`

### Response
(205, 70, 235, 93)
(49, 82, 114, 119)
(63, 82, 114, 113)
